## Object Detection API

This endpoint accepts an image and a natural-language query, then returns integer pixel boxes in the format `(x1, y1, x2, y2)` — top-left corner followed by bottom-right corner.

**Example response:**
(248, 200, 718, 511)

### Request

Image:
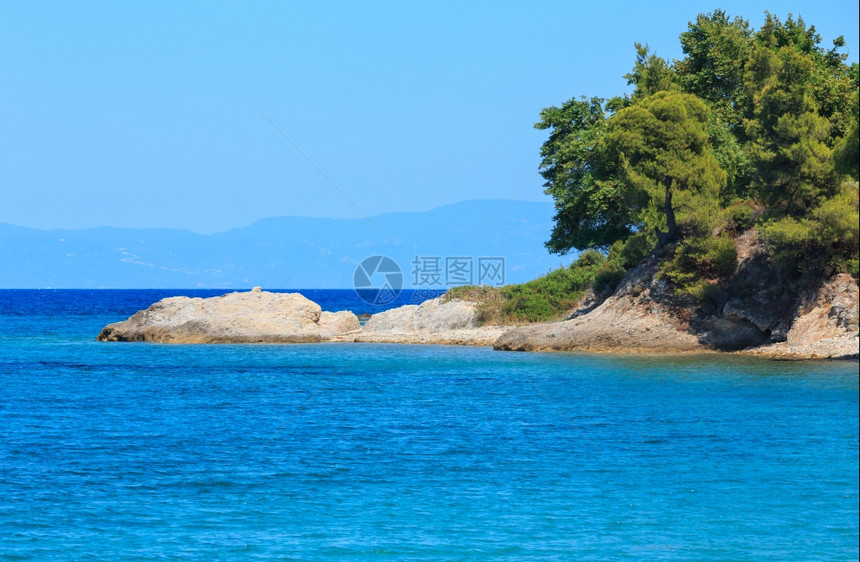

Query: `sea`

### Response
(0, 289, 857, 560)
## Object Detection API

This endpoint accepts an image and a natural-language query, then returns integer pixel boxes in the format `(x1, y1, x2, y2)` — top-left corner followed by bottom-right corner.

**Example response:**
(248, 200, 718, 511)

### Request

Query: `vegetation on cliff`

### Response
(453, 10, 858, 324)
(445, 250, 623, 323)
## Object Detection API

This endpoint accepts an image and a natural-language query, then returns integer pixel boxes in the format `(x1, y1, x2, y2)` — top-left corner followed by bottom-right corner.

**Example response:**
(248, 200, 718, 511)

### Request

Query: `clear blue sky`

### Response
(2, 1, 857, 233)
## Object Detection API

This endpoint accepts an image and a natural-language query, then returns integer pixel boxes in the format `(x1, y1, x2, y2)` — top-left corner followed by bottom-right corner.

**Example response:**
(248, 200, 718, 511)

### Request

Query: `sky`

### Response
(1, 1, 858, 234)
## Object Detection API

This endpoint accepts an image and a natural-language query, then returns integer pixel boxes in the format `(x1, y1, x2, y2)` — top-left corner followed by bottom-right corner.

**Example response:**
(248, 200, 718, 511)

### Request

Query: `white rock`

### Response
(98, 290, 359, 343)
(350, 297, 506, 346)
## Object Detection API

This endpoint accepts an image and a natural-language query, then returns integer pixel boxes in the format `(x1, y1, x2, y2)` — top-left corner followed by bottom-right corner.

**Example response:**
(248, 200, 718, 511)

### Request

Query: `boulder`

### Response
(349, 297, 507, 345)
(97, 290, 360, 343)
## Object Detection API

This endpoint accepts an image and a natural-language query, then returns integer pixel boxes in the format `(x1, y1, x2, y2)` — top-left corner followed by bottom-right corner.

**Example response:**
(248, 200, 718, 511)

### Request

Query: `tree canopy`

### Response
(538, 10, 858, 281)
(604, 91, 726, 244)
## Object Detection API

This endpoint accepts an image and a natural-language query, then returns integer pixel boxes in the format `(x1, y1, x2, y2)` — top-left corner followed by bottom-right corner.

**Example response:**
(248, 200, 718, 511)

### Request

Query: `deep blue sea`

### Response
(1, 290, 858, 560)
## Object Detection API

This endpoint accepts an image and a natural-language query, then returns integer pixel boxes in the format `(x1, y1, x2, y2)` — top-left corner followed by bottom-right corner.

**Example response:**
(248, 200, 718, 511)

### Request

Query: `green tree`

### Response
(538, 8, 856, 283)
(538, 92, 726, 253)
(706, 106, 752, 201)
(834, 115, 859, 180)
(675, 10, 753, 127)
(833, 89, 859, 181)
(604, 91, 727, 245)
(752, 12, 856, 143)
(761, 181, 859, 276)
(625, 43, 677, 101)
(535, 97, 640, 253)
(743, 39, 838, 214)
(674, 10, 855, 199)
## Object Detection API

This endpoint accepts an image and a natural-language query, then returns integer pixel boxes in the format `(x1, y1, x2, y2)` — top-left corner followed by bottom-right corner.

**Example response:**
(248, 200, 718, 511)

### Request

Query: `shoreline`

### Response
(94, 289, 858, 361)
(343, 336, 858, 361)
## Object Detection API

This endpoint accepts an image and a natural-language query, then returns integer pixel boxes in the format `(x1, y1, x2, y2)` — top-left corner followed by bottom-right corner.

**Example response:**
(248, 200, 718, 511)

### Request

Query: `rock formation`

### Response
(97, 289, 360, 343)
(740, 273, 859, 359)
(96, 257, 858, 359)
(345, 297, 507, 346)
(495, 231, 859, 360)
(494, 257, 708, 354)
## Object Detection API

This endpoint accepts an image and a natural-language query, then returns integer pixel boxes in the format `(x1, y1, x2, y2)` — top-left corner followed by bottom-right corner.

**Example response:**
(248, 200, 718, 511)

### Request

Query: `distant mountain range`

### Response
(0, 200, 574, 288)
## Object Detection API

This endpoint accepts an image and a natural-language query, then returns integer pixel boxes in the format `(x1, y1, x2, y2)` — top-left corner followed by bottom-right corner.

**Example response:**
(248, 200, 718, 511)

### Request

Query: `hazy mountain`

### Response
(0, 200, 573, 288)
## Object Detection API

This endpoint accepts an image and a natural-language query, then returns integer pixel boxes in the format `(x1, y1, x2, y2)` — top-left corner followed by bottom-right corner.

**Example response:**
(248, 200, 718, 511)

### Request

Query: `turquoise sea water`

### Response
(1, 290, 858, 559)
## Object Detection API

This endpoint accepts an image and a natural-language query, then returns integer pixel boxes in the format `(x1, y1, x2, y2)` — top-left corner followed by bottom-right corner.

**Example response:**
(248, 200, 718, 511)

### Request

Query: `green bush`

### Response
(675, 279, 720, 301)
(446, 249, 622, 324)
(620, 231, 654, 267)
(659, 234, 738, 300)
(593, 261, 626, 293)
(682, 202, 725, 237)
(708, 236, 739, 277)
(761, 182, 859, 277)
(503, 266, 590, 319)
(504, 292, 557, 322)
(574, 249, 607, 267)
(607, 232, 654, 272)
(725, 200, 756, 231)
(444, 285, 499, 303)
(665, 235, 737, 277)
(760, 216, 813, 270)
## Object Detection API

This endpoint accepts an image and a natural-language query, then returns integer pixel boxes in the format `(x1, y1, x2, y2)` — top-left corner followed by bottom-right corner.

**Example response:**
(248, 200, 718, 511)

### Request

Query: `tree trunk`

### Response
(664, 180, 677, 239)
(656, 179, 678, 248)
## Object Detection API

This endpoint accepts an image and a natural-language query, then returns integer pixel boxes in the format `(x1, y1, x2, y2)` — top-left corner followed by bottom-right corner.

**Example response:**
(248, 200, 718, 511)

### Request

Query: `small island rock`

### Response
(97, 290, 360, 343)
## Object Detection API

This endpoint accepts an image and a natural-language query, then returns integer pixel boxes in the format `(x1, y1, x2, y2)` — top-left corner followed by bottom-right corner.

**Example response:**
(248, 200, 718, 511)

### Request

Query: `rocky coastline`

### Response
(494, 244, 859, 360)
(97, 287, 506, 347)
(98, 269, 858, 360)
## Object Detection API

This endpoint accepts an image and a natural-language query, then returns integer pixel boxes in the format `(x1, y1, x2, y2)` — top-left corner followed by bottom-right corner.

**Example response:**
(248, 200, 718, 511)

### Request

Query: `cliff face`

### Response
(741, 273, 859, 359)
(496, 231, 859, 360)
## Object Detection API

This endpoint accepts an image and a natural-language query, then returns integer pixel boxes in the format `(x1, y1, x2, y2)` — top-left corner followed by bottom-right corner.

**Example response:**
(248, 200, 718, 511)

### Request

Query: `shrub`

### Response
(707, 236, 739, 277)
(449, 262, 597, 325)
(760, 216, 813, 270)
(593, 261, 626, 293)
(675, 279, 719, 301)
(503, 266, 588, 318)
(620, 231, 654, 267)
(444, 285, 499, 303)
(659, 234, 738, 300)
(682, 203, 725, 237)
(447, 248, 624, 324)
(725, 200, 756, 231)
(504, 292, 557, 322)
(761, 181, 859, 277)
(574, 249, 607, 268)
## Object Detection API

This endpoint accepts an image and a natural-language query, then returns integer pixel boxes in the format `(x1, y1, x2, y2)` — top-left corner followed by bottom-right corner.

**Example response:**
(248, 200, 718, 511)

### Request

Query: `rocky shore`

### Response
(736, 273, 859, 360)
(97, 287, 499, 346)
(493, 261, 706, 354)
(98, 272, 858, 360)
(495, 248, 859, 360)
